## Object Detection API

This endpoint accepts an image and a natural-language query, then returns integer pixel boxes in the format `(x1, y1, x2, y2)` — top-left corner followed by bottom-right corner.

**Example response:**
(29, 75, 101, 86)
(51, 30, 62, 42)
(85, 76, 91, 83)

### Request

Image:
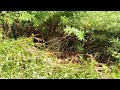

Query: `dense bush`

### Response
(1, 11, 120, 63)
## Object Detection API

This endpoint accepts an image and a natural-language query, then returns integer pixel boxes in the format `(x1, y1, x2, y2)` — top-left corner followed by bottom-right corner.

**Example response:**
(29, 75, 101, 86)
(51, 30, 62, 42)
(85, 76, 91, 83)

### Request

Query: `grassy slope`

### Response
(0, 36, 120, 79)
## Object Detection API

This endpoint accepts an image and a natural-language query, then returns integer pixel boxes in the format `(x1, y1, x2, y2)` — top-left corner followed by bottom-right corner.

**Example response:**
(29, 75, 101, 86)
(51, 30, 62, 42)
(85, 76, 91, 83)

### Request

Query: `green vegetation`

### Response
(0, 11, 120, 79)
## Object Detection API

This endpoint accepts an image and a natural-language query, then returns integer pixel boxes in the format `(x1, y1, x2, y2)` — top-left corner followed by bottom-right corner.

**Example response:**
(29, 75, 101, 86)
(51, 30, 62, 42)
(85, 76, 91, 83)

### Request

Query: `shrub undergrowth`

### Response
(1, 11, 120, 78)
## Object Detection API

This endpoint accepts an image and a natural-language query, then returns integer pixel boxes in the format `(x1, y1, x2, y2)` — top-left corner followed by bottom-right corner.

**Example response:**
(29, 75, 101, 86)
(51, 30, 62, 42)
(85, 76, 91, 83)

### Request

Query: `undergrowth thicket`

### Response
(1, 11, 120, 78)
